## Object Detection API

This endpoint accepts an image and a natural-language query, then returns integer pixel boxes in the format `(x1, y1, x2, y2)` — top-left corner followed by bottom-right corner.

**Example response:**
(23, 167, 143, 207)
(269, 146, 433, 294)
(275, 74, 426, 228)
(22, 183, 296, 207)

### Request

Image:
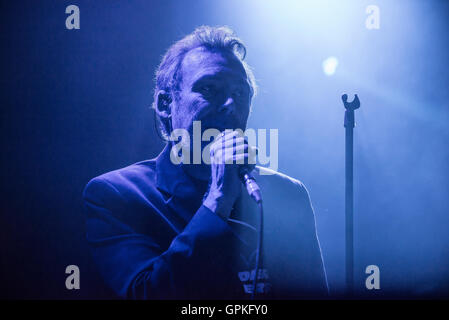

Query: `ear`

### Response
(155, 90, 173, 120)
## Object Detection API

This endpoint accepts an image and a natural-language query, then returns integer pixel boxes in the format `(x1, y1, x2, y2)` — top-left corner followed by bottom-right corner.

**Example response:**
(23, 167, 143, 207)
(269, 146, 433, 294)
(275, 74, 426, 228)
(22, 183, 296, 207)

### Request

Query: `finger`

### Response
(220, 136, 246, 148)
(219, 130, 244, 142)
(209, 136, 245, 154)
(223, 153, 249, 164)
(230, 144, 248, 164)
(209, 132, 248, 163)
(248, 145, 258, 159)
(212, 147, 250, 165)
(212, 142, 248, 158)
(248, 145, 257, 154)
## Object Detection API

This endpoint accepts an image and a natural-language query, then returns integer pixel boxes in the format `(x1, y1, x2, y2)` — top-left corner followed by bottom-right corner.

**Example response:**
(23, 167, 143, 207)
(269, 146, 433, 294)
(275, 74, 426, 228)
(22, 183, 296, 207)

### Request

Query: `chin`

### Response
(182, 162, 211, 181)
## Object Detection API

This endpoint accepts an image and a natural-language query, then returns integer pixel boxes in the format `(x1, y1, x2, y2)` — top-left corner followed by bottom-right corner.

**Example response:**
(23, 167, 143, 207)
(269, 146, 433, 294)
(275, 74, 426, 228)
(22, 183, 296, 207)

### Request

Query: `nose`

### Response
(220, 96, 236, 115)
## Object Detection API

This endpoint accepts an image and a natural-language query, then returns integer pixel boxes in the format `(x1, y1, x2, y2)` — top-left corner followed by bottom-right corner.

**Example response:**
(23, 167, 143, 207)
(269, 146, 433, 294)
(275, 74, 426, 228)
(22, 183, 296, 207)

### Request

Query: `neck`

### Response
(182, 163, 211, 181)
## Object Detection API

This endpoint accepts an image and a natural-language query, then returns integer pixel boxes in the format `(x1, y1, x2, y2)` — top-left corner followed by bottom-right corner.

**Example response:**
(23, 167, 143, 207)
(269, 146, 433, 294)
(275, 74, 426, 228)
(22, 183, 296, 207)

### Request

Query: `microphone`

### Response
(239, 165, 262, 203)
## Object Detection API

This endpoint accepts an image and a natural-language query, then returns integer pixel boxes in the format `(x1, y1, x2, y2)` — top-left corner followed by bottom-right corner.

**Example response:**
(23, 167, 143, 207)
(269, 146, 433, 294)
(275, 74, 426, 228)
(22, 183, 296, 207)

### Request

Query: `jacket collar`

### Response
(155, 143, 209, 200)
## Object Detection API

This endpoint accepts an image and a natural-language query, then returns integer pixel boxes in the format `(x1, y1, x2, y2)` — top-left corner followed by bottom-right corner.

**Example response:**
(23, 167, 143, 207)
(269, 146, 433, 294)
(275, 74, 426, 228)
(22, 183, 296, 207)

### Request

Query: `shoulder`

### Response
(83, 159, 157, 206)
(252, 167, 318, 241)
(253, 165, 310, 198)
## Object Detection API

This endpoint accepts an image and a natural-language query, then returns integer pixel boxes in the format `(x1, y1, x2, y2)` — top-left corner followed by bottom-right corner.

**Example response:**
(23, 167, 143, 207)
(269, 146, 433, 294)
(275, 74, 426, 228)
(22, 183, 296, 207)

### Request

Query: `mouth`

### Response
(204, 118, 245, 131)
(203, 124, 238, 133)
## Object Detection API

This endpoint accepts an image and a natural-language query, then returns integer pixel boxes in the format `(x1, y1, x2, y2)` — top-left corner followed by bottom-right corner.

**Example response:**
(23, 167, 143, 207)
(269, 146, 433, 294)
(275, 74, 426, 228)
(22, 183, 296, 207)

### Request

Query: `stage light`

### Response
(322, 56, 339, 76)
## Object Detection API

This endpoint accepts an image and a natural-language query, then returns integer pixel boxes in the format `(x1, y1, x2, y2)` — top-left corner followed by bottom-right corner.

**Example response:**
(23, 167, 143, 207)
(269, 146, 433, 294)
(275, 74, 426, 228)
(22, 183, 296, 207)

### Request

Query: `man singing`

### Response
(83, 26, 328, 299)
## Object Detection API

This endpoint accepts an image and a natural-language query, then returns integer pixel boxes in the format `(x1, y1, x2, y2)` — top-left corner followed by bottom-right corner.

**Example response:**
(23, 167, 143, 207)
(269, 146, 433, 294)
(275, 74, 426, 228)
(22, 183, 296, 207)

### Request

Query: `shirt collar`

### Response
(156, 143, 209, 200)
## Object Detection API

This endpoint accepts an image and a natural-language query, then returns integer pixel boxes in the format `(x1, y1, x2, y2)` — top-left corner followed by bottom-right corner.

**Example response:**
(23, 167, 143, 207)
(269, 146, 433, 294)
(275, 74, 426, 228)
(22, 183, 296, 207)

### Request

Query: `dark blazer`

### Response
(83, 144, 328, 299)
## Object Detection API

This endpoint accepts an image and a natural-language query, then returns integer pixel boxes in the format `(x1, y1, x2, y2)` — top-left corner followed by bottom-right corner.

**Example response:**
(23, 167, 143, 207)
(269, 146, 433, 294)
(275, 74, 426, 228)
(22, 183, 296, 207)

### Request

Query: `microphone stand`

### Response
(341, 94, 360, 297)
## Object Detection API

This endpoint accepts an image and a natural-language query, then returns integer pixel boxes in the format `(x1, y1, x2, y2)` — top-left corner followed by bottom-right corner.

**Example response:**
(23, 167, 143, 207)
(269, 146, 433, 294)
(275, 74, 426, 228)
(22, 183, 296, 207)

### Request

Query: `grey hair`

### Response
(152, 25, 257, 140)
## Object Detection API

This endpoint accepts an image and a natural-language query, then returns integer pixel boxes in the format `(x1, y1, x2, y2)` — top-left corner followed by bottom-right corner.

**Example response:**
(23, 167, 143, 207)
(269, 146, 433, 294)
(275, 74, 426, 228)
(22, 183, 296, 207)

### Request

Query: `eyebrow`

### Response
(192, 73, 250, 90)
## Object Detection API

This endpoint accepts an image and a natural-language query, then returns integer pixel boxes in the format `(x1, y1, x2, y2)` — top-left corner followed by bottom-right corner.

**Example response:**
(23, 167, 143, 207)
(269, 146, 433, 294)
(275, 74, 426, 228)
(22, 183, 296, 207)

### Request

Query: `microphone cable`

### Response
(251, 200, 263, 300)
(239, 168, 264, 300)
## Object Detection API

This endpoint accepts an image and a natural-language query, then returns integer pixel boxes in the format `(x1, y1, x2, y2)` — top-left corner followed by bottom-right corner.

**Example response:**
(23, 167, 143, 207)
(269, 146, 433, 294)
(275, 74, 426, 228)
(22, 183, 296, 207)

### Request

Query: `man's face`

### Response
(170, 46, 252, 138)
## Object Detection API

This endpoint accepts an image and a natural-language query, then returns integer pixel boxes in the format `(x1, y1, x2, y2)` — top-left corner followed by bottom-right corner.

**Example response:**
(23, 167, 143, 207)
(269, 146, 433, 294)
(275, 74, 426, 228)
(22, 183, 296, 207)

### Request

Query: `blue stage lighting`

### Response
(322, 56, 339, 76)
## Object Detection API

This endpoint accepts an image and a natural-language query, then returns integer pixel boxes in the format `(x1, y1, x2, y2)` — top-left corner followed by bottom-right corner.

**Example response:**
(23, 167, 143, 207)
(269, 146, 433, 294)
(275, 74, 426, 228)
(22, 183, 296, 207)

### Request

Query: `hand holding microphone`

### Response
(202, 130, 264, 300)
(203, 130, 259, 220)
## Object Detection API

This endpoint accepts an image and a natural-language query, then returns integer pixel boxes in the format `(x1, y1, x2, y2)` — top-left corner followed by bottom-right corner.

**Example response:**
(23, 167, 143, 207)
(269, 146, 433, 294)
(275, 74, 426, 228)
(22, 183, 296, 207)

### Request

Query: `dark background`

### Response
(1, 0, 448, 299)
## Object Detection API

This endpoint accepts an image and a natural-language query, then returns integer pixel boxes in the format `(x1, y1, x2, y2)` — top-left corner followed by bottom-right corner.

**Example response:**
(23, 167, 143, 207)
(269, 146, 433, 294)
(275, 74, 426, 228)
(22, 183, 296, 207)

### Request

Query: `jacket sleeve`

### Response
(83, 177, 237, 299)
(294, 181, 329, 297)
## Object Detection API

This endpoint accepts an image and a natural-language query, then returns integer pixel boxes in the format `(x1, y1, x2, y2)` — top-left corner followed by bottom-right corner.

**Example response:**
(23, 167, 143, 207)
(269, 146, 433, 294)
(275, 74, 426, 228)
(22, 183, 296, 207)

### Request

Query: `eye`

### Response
(199, 84, 216, 96)
(233, 88, 243, 97)
(234, 86, 250, 101)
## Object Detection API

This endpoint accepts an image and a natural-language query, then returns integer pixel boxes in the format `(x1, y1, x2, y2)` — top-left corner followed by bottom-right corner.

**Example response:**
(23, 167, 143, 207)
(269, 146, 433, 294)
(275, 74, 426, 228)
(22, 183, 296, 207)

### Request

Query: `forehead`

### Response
(179, 46, 248, 86)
